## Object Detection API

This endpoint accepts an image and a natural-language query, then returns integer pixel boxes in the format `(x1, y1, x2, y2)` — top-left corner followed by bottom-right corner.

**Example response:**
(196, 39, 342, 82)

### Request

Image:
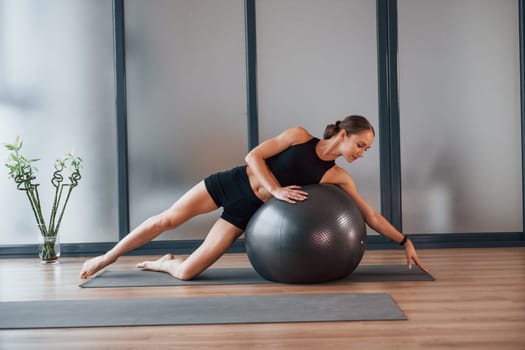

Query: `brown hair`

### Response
(323, 115, 375, 139)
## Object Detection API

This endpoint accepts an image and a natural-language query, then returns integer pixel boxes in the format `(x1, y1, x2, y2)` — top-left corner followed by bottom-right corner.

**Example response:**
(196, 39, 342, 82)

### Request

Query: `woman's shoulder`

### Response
(321, 165, 354, 185)
(283, 126, 314, 145)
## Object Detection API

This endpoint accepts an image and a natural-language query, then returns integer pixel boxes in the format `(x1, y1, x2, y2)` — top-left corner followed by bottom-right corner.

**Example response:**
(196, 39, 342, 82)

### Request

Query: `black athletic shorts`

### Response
(204, 166, 264, 230)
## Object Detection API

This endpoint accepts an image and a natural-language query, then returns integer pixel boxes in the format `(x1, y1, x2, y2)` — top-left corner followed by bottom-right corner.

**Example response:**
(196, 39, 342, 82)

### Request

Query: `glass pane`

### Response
(0, 0, 118, 244)
(398, 0, 522, 233)
(125, 0, 247, 240)
(256, 0, 381, 234)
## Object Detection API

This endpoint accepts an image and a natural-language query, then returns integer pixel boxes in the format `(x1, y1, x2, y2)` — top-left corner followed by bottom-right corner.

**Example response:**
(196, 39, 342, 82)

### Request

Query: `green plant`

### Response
(4, 137, 83, 261)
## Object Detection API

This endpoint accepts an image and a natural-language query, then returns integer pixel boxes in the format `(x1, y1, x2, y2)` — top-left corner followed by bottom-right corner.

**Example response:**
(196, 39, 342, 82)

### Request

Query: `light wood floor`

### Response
(1, 247, 524, 350)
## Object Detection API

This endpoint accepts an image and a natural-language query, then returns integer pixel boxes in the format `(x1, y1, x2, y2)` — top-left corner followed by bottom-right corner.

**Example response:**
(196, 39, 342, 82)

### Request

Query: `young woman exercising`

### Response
(80, 115, 427, 280)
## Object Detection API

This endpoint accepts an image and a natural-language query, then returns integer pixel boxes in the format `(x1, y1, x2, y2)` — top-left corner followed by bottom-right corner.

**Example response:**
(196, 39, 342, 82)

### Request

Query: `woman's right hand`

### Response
(404, 239, 429, 273)
(272, 185, 309, 203)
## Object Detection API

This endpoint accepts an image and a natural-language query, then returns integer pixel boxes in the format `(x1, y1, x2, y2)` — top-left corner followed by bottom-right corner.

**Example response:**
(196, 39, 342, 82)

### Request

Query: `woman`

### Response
(80, 115, 427, 280)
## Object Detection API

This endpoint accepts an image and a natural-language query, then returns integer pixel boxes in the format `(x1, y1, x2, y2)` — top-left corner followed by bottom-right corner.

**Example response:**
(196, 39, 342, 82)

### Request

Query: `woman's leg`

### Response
(79, 181, 218, 279)
(137, 218, 243, 280)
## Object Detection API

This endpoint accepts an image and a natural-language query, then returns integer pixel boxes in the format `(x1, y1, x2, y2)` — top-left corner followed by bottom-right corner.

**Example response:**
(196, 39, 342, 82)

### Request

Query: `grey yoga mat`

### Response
(0, 293, 406, 329)
(79, 264, 434, 288)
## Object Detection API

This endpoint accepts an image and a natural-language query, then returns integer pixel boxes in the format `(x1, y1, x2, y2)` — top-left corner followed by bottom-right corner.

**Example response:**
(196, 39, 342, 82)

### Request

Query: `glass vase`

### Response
(39, 233, 60, 264)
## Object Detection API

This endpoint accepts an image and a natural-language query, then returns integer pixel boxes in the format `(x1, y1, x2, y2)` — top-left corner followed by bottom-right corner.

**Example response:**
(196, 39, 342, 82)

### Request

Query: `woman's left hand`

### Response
(404, 239, 429, 273)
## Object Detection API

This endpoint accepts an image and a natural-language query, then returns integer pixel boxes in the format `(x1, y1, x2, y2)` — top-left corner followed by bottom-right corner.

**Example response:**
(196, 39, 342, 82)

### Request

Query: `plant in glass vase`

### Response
(4, 137, 83, 263)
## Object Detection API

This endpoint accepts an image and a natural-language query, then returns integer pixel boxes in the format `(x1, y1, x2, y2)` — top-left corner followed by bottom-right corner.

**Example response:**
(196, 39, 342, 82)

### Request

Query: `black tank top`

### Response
(265, 137, 335, 186)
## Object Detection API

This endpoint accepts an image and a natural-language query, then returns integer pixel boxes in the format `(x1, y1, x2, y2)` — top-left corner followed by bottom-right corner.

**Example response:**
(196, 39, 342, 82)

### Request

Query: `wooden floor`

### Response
(0, 247, 524, 350)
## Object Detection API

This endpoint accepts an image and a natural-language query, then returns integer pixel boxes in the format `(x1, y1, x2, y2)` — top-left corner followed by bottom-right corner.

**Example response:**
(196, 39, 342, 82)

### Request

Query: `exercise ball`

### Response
(245, 184, 367, 284)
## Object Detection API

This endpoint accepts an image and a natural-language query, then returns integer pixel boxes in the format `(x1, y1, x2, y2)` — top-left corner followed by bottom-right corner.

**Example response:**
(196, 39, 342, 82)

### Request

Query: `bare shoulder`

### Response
(321, 165, 356, 188)
(248, 126, 314, 160)
(280, 126, 313, 145)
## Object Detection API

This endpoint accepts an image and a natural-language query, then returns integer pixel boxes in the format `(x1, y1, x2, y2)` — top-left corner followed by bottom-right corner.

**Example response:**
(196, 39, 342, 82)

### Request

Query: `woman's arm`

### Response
(245, 126, 310, 203)
(323, 166, 429, 272)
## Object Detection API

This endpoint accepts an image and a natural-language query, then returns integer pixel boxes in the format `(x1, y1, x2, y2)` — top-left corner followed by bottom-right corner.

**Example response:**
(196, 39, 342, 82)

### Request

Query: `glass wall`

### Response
(0, 0, 119, 244)
(256, 0, 381, 234)
(125, 0, 248, 240)
(1, 0, 523, 252)
(398, 0, 522, 233)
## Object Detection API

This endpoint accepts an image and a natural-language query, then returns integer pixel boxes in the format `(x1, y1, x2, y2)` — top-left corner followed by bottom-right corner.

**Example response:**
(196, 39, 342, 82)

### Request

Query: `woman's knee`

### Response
(153, 210, 182, 231)
(173, 262, 200, 281)
(174, 267, 196, 281)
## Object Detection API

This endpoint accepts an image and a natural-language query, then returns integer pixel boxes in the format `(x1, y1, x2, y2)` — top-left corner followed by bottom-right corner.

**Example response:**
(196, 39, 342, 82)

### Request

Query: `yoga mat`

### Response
(0, 293, 406, 329)
(79, 264, 434, 288)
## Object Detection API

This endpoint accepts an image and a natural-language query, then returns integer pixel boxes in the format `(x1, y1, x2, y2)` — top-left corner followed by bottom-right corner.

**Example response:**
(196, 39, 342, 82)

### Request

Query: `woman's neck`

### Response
(316, 138, 340, 161)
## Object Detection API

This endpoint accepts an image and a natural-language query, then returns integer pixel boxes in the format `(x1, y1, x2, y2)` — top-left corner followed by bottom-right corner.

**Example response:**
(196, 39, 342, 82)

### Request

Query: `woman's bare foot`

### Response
(80, 254, 116, 279)
(136, 253, 176, 272)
